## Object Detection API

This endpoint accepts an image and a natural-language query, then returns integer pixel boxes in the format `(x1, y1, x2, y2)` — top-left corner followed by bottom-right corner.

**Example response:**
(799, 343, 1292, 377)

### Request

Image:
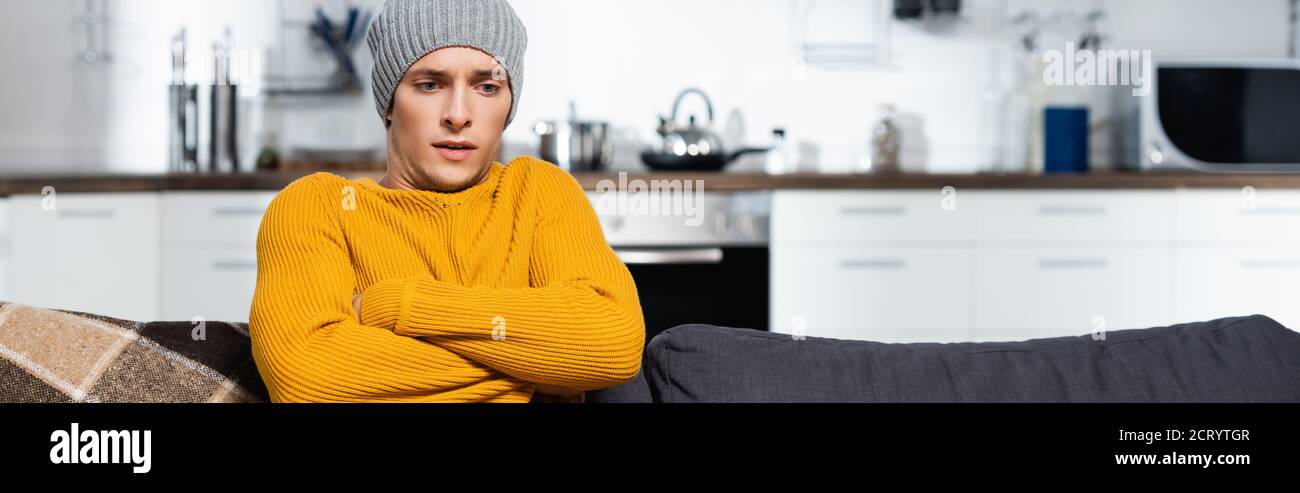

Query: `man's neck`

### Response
(377, 174, 411, 191)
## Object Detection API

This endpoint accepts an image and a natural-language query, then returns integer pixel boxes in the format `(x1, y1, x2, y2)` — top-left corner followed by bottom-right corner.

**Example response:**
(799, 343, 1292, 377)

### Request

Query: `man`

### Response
(249, 0, 645, 403)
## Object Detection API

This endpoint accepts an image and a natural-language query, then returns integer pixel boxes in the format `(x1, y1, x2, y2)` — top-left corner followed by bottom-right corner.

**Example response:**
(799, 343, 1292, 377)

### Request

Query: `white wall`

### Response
(0, 0, 377, 174)
(0, 0, 1291, 175)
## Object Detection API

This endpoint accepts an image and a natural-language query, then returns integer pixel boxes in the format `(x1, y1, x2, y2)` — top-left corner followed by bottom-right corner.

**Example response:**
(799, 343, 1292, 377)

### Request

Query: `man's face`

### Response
(385, 47, 511, 192)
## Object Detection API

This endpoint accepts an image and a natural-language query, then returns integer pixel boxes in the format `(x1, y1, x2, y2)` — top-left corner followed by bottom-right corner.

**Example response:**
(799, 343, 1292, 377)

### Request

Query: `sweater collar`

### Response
(355, 162, 504, 209)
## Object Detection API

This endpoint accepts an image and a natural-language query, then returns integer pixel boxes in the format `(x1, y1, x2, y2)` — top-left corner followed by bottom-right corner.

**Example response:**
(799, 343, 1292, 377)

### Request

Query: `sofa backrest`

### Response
(587, 315, 1300, 403)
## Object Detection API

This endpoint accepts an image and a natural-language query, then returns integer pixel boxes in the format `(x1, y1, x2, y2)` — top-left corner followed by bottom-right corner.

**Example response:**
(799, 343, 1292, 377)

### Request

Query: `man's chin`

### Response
(420, 161, 488, 192)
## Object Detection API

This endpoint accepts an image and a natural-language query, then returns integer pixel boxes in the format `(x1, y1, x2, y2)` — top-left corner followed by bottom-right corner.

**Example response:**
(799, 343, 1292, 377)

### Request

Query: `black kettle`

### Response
(641, 88, 770, 171)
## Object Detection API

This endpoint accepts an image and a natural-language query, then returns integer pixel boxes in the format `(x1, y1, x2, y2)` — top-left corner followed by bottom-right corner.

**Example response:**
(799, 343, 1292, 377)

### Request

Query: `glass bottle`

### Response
(869, 104, 900, 174)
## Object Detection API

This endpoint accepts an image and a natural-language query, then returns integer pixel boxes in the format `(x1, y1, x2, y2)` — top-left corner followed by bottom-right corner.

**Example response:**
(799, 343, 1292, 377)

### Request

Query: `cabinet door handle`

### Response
(211, 259, 257, 271)
(1038, 258, 1108, 269)
(1240, 259, 1300, 269)
(57, 208, 115, 219)
(1038, 205, 1107, 216)
(212, 206, 266, 217)
(840, 205, 906, 216)
(840, 258, 907, 269)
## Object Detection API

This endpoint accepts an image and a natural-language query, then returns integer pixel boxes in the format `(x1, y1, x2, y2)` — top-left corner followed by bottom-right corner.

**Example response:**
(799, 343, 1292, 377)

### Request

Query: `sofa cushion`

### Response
(0, 301, 269, 403)
(641, 316, 1300, 403)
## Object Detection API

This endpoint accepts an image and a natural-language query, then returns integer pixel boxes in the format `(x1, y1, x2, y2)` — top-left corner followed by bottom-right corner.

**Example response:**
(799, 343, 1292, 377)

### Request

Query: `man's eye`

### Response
(418, 82, 438, 91)
(479, 84, 499, 94)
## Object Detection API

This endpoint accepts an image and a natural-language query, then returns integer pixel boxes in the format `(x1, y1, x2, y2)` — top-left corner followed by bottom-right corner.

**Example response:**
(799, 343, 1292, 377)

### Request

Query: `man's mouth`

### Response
(433, 139, 478, 150)
(434, 141, 480, 161)
(433, 140, 478, 161)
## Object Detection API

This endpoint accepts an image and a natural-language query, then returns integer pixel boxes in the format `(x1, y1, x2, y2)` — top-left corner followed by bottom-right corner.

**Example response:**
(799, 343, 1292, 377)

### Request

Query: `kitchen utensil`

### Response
(641, 88, 769, 171)
(533, 101, 612, 172)
(208, 28, 239, 173)
(311, 7, 362, 92)
(168, 28, 199, 172)
(765, 128, 788, 174)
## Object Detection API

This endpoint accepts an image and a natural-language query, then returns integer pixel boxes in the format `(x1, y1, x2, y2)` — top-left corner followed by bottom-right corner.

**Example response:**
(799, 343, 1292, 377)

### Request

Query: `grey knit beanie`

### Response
(366, 0, 527, 128)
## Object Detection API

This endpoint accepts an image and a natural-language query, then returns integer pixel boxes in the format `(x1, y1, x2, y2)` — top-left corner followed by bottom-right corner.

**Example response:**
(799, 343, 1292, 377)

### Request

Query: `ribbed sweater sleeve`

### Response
(358, 169, 645, 391)
(249, 176, 495, 402)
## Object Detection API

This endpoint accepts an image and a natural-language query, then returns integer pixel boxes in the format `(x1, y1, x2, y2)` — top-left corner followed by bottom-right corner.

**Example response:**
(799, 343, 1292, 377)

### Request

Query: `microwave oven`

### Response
(1138, 59, 1300, 172)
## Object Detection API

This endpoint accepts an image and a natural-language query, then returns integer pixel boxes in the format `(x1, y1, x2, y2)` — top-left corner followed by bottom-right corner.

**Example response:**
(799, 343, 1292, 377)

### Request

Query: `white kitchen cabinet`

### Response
(771, 189, 1181, 344)
(1173, 248, 1300, 330)
(972, 248, 1174, 341)
(772, 190, 975, 245)
(971, 190, 1178, 341)
(9, 193, 161, 321)
(771, 188, 1300, 346)
(160, 191, 274, 323)
(771, 245, 973, 343)
(162, 191, 275, 246)
(162, 247, 259, 322)
(0, 199, 10, 301)
(1170, 189, 1300, 331)
(770, 190, 975, 343)
(975, 190, 1173, 245)
(1175, 189, 1300, 245)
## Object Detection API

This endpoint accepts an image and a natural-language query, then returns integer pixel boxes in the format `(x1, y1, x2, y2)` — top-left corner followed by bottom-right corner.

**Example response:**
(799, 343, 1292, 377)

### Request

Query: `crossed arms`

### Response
(248, 174, 644, 402)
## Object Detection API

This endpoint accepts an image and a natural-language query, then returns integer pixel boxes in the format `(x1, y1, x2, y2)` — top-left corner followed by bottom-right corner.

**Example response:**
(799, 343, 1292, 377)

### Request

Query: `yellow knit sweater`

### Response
(249, 156, 645, 403)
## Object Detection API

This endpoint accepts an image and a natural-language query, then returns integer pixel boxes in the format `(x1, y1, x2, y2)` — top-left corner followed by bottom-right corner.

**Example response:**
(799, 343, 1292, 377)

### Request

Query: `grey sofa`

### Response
(587, 315, 1300, 403)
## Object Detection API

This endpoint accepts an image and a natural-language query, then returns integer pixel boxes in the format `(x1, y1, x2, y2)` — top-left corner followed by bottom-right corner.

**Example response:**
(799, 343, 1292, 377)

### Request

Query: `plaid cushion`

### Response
(0, 301, 269, 403)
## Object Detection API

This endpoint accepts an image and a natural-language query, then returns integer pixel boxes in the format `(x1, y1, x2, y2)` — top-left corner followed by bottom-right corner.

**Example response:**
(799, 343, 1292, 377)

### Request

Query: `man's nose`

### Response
(442, 85, 471, 131)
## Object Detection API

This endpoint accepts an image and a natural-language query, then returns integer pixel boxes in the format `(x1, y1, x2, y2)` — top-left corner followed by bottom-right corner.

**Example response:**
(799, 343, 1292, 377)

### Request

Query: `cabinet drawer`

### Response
(973, 248, 1173, 338)
(162, 192, 276, 246)
(772, 190, 975, 244)
(10, 193, 161, 321)
(976, 191, 1173, 244)
(162, 247, 259, 322)
(1174, 248, 1300, 330)
(771, 246, 973, 342)
(1176, 189, 1300, 244)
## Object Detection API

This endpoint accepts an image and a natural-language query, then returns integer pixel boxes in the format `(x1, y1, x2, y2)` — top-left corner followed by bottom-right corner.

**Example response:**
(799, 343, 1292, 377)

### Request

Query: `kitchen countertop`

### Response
(3, 169, 1300, 195)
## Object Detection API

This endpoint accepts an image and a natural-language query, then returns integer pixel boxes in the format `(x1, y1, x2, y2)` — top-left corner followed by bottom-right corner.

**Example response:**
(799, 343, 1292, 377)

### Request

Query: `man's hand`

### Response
(356, 289, 585, 402)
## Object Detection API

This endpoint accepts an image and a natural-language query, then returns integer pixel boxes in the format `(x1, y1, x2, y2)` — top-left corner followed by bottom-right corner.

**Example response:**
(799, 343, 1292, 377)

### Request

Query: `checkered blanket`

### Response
(0, 301, 269, 403)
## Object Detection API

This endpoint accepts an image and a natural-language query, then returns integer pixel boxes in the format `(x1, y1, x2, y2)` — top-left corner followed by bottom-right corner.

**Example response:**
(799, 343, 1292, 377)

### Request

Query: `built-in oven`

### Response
(590, 189, 770, 344)
(1138, 58, 1300, 172)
